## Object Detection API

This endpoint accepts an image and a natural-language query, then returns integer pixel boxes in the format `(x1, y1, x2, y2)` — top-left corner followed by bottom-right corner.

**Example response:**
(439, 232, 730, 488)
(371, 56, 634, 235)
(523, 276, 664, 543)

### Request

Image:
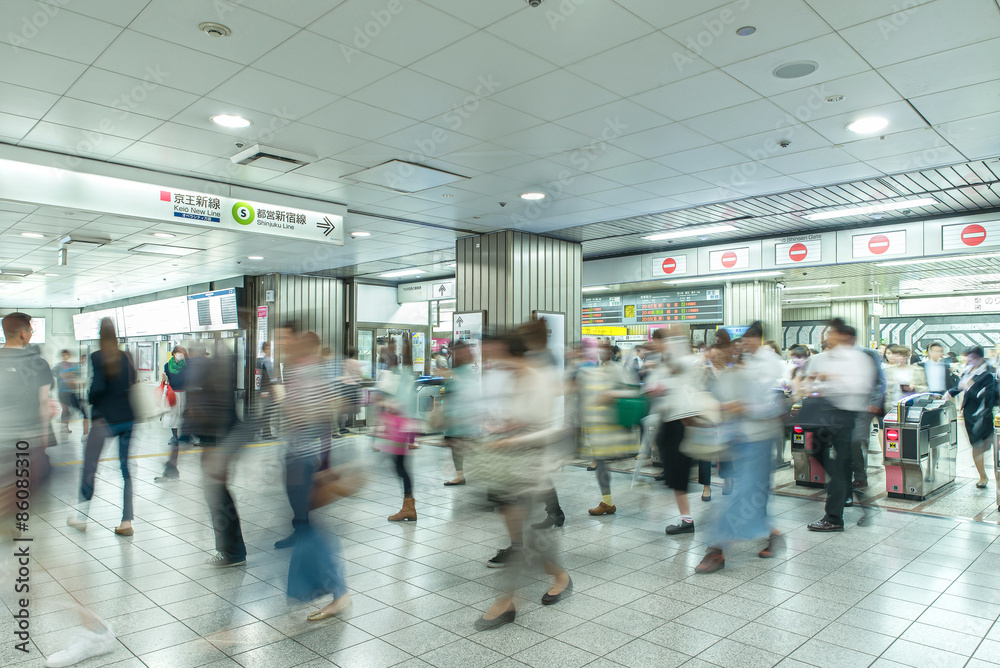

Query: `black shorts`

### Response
(658, 419, 693, 491)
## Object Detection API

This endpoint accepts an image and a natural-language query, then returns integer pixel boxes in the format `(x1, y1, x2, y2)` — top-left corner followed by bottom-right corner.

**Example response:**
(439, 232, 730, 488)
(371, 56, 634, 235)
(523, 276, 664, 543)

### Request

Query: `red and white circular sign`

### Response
(789, 243, 808, 262)
(868, 234, 890, 255)
(661, 257, 677, 274)
(962, 224, 986, 247)
(721, 251, 738, 268)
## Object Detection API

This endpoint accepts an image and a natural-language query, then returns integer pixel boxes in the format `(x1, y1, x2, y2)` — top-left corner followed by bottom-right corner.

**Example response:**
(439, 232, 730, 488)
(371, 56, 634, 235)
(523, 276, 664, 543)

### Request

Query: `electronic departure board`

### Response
(581, 288, 723, 326)
(187, 288, 239, 332)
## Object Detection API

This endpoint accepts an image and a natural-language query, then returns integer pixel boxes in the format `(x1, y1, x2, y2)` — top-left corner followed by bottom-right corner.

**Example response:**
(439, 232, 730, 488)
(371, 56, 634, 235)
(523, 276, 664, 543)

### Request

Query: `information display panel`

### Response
(73, 308, 125, 340)
(187, 288, 239, 332)
(121, 297, 191, 337)
(0, 317, 44, 344)
(582, 295, 624, 325)
(581, 289, 723, 327)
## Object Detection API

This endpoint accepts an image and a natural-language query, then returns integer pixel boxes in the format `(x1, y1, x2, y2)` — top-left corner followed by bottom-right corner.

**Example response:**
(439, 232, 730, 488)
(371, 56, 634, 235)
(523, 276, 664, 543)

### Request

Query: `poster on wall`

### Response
(453, 311, 485, 376)
(256, 305, 268, 356)
(412, 332, 426, 373)
(136, 343, 153, 371)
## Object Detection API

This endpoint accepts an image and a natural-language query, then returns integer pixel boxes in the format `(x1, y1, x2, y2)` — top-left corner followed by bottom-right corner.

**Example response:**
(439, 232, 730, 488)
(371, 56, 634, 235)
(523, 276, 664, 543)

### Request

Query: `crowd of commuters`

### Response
(1, 308, 997, 665)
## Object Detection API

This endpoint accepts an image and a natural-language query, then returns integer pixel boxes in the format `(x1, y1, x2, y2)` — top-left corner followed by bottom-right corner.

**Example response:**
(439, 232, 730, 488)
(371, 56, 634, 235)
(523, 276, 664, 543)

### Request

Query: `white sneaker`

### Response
(65, 517, 87, 532)
(45, 627, 116, 667)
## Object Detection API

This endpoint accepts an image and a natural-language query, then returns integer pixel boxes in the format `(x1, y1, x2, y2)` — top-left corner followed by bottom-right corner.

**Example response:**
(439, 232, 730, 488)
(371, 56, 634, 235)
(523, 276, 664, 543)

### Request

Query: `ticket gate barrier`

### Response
(790, 423, 826, 488)
(883, 393, 957, 500)
(994, 414, 1000, 512)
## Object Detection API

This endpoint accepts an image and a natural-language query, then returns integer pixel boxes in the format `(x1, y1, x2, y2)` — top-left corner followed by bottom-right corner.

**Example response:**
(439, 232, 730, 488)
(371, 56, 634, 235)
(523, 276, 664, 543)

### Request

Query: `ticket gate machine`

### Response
(883, 393, 957, 500)
(994, 414, 1000, 511)
(789, 404, 826, 487)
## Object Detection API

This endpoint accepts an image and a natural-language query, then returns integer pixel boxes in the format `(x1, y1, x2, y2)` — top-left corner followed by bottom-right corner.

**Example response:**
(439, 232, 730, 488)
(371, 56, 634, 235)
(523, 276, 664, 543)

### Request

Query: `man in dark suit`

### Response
(923, 342, 959, 395)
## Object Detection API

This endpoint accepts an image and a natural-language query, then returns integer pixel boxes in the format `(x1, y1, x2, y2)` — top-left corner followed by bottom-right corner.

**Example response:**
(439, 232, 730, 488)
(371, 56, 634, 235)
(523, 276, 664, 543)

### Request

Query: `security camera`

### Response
(499, 202, 507, 207)
(527, 0, 543, 6)
(779, 140, 791, 148)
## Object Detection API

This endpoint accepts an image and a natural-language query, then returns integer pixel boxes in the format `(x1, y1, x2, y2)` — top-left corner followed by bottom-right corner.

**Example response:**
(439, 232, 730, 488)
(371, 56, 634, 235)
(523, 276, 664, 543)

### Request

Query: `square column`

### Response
(724, 280, 782, 344)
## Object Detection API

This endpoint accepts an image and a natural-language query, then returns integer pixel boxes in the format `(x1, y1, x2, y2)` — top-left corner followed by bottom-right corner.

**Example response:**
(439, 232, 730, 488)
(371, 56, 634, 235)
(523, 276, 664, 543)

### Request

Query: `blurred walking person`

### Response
(157, 345, 188, 481)
(54, 349, 88, 437)
(441, 340, 480, 486)
(948, 346, 998, 489)
(378, 338, 420, 521)
(69, 318, 136, 537)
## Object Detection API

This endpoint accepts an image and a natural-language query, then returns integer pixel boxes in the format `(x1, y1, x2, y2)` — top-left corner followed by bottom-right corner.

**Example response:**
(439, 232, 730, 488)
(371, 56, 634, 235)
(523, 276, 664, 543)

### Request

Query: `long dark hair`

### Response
(98, 317, 121, 377)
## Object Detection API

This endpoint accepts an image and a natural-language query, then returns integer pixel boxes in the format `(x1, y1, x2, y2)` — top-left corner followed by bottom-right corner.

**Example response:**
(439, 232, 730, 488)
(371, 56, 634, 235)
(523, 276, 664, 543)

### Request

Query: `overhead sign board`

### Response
(851, 230, 906, 259)
(0, 158, 345, 245)
(73, 308, 125, 340)
(582, 289, 722, 327)
(397, 279, 456, 303)
(187, 288, 239, 332)
(899, 295, 1000, 316)
(121, 297, 191, 337)
(942, 220, 1000, 251)
(709, 247, 750, 271)
(652, 255, 689, 277)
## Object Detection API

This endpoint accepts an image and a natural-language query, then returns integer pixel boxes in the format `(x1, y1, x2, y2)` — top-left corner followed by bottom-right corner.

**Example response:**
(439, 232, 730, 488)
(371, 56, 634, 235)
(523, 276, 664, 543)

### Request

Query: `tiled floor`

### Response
(4, 419, 1000, 668)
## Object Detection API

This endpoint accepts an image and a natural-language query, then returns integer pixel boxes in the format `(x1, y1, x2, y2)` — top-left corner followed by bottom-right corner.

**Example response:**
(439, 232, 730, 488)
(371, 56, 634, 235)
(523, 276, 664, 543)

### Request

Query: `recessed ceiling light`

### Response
(43, 273, 58, 277)
(781, 284, 839, 291)
(128, 243, 202, 257)
(441, 193, 453, 198)
(520, 192, 546, 200)
(825, 95, 845, 103)
(665, 271, 783, 285)
(802, 197, 937, 221)
(152, 232, 176, 239)
(199, 22, 232, 37)
(642, 224, 738, 241)
(380, 269, 425, 278)
(847, 116, 889, 134)
(736, 26, 756, 36)
(211, 114, 251, 128)
(20, 232, 44, 238)
(247, 256, 264, 260)
(583, 286, 610, 292)
(773, 61, 818, 79)
(350, 231, 371, 237)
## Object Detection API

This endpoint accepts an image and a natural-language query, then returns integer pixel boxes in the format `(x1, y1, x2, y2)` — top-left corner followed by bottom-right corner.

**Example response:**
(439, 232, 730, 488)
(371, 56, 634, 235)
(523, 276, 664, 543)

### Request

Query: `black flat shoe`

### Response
(474, 608, 515, 630)
(701, 492, 711, 502)
(977, 481, 989, 489)
(807, 519, 844, 532)
(443, 479, 466, 486)
(531, 511, 565, 530)
(274, 533, 298, 549)
(666, 520, 695, 535)
(542, 577, 572, 605)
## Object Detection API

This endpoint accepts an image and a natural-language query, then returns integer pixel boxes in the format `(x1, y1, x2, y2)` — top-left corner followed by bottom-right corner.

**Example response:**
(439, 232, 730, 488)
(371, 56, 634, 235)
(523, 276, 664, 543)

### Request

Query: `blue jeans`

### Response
(709, 438, 774, 547)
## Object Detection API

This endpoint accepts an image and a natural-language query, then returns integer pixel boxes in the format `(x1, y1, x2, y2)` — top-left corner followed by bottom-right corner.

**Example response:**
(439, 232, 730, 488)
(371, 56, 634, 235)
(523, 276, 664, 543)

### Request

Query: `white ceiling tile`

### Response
(310, 1, 476, 67)
(129, 0, 299, 62)
(632, 70, 761, 120)
(64, 68, 200, 121)
(935, 111, 1000, 159)
(412, 31, 558, 92)
(93, 31, 243, 96)
(0, 42, 87, 94)
(303, 99, 414, 141)
(261, 171, 339, 196)
(803, 0, 935, 30)
(554, 100, 671, 139)
(376, 123, 480, 159)
(865, 145, 966, 173)
(586, 186, 667, 206)
(261, 122, 366, 159)
(425, 100, 543, 142)
(722, 34, 872, 98)
(543, 173, 623, 197)
(324, 184, 397, 205)
(334, 142, 404, 167)
(242, 0, 346, 27)
(911, 80, 1000, 126)
(694, 162, 783, 190)
(254, 31, 400, 97)
(207, 69, 339, 120)
(723, 123, 831, 159)
(36, 0, 147, 27)
(487, 2, 653, 67)
(0, 1, 123, 64)
(437, 142, 534, 173)
(291, 158, 366, 183)
(806, 100, 929, 144)
(613, 0, 732, 29)
(840, 128, 947, 161)
(491, 124, 592, 157)
(654, 144, 751, 172)
(41, 98, 162, 140)
(491, 71, 619, 122)
(566, 32, 714, 97)
(453, 174, 529, 196)
(593, 160, 681, 185)
(839, 0, 1000, 67)
(947, 135, 1000, 161)
(769, 71, 903, 123)
(20, 122, 133, 158)
(639, 174, 714, 197)
(762, 146, 856, 174)
(0, 111, 37, 142)
(683, 100, 791, 142)
(663, 0, 832, 67)
(545, 145, 642, 172)
(352, 69, 473, 121)
(141, 121, 247, 157)
(419, 0, 520, 28)
(114, 142, 217, 172)
(494, 158, 572, 185)
(879, 37, 1000, 97)
(729, 175, 809, 196)
(670, 187, 742, 206)
(612, 123, 715, 159)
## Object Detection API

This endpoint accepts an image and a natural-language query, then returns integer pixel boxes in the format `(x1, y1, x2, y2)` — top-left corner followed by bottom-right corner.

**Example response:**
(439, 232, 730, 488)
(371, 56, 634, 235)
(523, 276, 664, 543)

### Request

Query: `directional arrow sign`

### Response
(456, 317, 464, 327)
(438, 285, 447, 295)
(317, 216, 336, 237)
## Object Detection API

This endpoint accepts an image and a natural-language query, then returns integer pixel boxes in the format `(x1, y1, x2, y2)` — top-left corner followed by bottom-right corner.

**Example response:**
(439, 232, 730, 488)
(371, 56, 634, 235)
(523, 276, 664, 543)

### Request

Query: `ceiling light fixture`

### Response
(665, 271, 783, 286)
(736, 26, 756, 36)
(44, 273, 59, 277)
(152, 232, 176, 239)
(642, 224, 738, 241)
(782, 297, 833, 304)
(773, 61, 818, 79)
(780, 283, 840, 291)
(350, 231, 371, 237)
(520, 192, 546, 200)
(784, 294, 878, 303)
(211, 114, 251, 128)
(20, 232, 44, 238)
(802, 197, 937, 221)
(380, 269, 425, 278)
(247, 256, 264, 260)
(582, 286, 610, 292)
(876, 251, 1000, 268)
(128, 244, 202, 257)
(847, 116, 889, 134)
(825, 95, 845, 103)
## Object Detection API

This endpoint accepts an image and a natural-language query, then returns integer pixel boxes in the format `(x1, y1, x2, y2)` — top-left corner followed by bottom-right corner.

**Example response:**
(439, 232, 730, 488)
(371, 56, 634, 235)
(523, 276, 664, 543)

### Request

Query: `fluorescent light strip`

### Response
(128, 244, 202, 257)
(802, 197, 937, 221)
(783, 294, 876, 303)
(380, 269, 424, 278)
(780, 283, 840, 291)
(665, 271, 783, 285)
(642, 224, 738, 241)
(782, 297, 832, 304)
(582, 286, 610, 292)
(876, 251, 1000, 267)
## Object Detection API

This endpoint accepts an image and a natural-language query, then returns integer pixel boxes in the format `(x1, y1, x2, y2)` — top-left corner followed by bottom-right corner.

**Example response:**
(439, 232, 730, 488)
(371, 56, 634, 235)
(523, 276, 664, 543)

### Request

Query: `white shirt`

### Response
(804, 344, 877, 413)
(924, 360, 947, 393)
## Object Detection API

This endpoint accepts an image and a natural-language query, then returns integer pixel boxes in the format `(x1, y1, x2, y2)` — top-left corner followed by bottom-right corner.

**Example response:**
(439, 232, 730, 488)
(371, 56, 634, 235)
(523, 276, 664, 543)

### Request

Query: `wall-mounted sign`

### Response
(899, 295, 1000, 316)
(73, 308, 124, 340)
(582, 289, 723, 327)
(188, 289, 239, 332)
(582, 326, 628, 336)
(708, 247, 750, 271)
(775, 239, 822, 265)
(582, 294, 624, 325)
(852, 230, 906, 258)
(0, 317, 45, 344)
(453, 311, 484, 376)
(121, 297, 190, 337)
(652, 255, 688, 277)
(0, 158, 345, 245)
(397, 279, 456, 303)
(942, 220, 1000, 250)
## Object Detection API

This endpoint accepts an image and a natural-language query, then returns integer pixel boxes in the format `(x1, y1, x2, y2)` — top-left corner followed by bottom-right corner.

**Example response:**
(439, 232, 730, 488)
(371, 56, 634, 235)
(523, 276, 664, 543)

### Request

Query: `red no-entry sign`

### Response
(789, 243, 808, 262)
(721, 251, 738, 268)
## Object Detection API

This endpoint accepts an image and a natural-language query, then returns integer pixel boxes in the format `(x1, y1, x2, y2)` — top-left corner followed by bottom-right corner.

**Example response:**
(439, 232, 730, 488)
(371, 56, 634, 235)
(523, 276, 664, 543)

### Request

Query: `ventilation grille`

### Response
(230, 144, 316, 172)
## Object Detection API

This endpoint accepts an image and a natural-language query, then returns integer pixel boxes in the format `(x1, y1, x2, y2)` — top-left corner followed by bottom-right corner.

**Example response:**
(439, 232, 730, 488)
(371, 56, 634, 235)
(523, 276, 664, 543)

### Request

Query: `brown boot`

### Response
(388, 497, 417, 522)
(588, 502, 616, 516)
